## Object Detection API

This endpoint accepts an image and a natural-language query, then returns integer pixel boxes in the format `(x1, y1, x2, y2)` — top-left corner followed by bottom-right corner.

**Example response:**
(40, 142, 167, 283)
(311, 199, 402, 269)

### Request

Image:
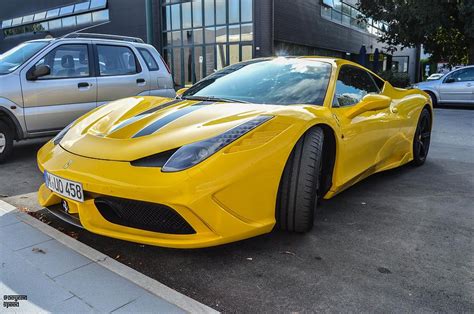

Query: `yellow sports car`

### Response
(37, 57, 432, 248)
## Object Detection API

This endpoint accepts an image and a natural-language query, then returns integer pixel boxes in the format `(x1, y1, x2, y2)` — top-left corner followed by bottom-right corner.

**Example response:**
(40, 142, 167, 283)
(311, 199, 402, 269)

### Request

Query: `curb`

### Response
(0, 199, 218, 314)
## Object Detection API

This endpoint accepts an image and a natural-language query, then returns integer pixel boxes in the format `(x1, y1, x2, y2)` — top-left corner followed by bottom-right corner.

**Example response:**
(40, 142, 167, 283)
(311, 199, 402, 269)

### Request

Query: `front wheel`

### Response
(412, 108, 432, 166)
(426, 91, 438, 107)
(0, 120, 14, 163)
(276, 127, 324, 232)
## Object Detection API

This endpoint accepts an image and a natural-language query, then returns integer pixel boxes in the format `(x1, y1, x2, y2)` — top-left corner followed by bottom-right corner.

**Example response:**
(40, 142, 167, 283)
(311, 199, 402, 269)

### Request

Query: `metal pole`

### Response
(145, 0, 154, 45)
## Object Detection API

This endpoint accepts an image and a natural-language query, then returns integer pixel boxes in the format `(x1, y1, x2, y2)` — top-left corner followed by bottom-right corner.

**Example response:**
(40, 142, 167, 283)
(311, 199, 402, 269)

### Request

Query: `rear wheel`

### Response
(276, 127, 324, 232)
(412, 109, 431, 166)
(0, 120, 14, 163)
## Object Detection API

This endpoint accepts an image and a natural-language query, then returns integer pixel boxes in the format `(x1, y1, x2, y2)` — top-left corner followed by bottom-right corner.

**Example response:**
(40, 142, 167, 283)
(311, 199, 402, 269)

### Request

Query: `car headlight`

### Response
(52, 122, 74, 145)
(162, 116, 273, 172)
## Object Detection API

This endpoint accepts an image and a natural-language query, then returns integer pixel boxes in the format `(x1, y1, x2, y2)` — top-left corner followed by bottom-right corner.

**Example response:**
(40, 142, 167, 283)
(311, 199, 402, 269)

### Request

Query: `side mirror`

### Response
(175, 87, 189, 99)
(444, 77, 456, 84)
(345, 94, 392, 119)
(26, 65, 51, 81)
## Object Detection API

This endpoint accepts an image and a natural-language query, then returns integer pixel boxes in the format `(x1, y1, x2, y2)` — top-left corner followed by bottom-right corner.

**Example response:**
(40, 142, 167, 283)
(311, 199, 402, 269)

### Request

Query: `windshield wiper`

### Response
(181, 95, 250, 104)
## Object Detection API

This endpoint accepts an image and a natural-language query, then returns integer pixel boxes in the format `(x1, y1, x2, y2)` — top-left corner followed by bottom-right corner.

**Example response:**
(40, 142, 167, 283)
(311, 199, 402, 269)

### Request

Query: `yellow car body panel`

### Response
(37, 57, 432, 248)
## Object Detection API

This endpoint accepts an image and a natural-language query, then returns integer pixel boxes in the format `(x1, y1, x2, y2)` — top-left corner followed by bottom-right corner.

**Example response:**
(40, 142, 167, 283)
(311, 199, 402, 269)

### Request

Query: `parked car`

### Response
(38, 57, 433, 248)
(0, 33, 175, 162)
(414, 65, 474, 106)
(426, 73, 444, 81)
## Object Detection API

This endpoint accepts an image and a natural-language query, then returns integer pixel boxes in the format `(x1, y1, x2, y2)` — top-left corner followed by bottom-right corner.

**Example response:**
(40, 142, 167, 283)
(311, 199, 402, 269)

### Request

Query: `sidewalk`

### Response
(0, 200, 217, 313)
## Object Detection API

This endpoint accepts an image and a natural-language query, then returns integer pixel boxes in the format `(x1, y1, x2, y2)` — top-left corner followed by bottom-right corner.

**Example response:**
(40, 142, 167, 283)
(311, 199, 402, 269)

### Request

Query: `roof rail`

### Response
(62, 33, 145, 43)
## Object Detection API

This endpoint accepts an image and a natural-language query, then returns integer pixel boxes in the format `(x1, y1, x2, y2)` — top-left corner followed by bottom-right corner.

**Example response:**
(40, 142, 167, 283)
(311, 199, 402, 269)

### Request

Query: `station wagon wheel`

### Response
(413, 109, 431, 166)
(0, 121, 14, 163)
(426, 91, 438, 107)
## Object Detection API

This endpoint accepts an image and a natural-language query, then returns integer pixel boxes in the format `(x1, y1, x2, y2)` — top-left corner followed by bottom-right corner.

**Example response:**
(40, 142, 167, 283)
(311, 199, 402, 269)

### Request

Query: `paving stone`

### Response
(50, 296, 94, 313)
(113, 292, 185, 314)
(54, 262, 145, 312)
(0, 221, 51, 250)
(0, 211, 20, 227)
(17, 239, 93, 278)
(0, 243, 73, 311)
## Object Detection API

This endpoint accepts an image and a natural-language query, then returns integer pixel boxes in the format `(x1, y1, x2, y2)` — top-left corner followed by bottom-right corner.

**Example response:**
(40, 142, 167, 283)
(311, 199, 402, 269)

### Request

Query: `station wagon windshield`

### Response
(0, 41, 49, 75)
(183, 58, 332, 106)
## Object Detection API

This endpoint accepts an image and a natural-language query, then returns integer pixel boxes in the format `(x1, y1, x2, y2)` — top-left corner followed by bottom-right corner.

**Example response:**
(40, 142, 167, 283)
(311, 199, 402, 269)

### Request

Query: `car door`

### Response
(94, 44, 150, 106)
(20, 42, 97, 132)
(330, 65, 395, 186)
(439, 67, 474, 103)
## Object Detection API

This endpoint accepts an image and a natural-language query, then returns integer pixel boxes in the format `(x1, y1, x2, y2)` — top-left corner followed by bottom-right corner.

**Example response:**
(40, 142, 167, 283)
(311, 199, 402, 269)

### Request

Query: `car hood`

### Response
(414, 80, 439, 88)
(60, 96, 287, 161)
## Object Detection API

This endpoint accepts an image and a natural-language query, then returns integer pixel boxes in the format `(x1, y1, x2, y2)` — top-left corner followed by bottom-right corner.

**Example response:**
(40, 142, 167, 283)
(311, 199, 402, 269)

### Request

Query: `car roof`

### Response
(26, 36, 150, 47)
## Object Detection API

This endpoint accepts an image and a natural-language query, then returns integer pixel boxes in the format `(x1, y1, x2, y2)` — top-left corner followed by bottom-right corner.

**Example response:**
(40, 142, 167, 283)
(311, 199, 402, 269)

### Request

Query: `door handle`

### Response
(136, 78, 146, 84)
(78, 82, 90, 88)
(467, 83, 472, 87)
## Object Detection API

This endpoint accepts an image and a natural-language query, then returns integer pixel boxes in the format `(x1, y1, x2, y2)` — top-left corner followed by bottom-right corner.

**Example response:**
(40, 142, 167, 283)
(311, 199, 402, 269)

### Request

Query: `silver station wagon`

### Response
(414, 65, 474, 107)
(0, 33, 175, 162)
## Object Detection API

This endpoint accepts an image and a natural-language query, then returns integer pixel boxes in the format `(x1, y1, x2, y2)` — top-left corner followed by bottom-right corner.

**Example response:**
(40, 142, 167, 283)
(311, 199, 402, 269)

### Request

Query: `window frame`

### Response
(456, 67, 474, 82)
(444, 67, 474, 83)
(30, 43, 94, 81)
(137, 48, 160, 71)
(332, 65, 381, 108)
(93, 44, 143, 77)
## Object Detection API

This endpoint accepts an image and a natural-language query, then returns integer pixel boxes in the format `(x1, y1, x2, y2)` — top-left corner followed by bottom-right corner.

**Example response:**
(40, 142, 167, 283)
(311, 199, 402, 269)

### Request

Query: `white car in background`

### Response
(426, 73, 444, 81)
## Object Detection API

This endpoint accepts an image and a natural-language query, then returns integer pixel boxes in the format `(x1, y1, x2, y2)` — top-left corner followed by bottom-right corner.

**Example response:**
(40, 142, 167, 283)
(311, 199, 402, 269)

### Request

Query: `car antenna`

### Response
(60, 20, 111, 39)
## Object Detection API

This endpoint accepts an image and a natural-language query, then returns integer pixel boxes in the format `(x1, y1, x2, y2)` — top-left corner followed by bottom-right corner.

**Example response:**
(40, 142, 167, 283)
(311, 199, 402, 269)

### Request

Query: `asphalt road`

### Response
(0, 108, 473, 312)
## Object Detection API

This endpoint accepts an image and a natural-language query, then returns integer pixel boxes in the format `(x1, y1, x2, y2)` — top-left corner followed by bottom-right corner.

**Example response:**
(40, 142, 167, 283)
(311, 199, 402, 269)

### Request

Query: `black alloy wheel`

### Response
(413, 108, 431, 166)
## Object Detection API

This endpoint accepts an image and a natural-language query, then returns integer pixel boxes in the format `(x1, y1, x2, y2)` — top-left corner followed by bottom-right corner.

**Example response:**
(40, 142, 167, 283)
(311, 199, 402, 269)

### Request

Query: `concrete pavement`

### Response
(0, 200, 217, 313)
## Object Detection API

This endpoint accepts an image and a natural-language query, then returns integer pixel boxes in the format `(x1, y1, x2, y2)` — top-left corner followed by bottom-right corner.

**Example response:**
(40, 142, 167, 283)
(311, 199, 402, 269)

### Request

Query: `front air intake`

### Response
(94, 197, 195, 235)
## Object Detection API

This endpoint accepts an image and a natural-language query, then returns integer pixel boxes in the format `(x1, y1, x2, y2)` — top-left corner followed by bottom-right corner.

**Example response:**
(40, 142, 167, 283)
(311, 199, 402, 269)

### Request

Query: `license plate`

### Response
(44, 171, 84, 202)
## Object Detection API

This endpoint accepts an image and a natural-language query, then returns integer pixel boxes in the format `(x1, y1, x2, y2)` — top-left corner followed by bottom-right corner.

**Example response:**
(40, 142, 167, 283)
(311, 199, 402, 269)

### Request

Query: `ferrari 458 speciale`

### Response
(38, 57, 433, 248)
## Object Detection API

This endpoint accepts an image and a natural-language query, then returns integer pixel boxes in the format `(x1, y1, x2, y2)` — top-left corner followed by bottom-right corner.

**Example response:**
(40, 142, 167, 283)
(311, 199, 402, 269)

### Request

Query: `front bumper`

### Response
(37, 135, 294, 248)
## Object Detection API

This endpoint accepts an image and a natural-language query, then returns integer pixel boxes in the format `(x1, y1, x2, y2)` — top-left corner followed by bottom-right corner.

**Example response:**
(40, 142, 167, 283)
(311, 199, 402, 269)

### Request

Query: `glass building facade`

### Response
(1, 0, 109, 37)
(161, 0, 254, 87)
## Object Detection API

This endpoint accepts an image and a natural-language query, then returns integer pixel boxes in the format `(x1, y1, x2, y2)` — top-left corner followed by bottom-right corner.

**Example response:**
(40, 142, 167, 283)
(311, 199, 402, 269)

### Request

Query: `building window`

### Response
(62, 16, 76, 28)
(162, 0, 254, 87)
(76, 13, 92, 25)
(74, 2, 91, 13)
(2, 1, 110, 38)
(92, 9, 109, 22)
(321, 0, 388, 36)
(392, 56, 409, 73)
(60, 5, 75, 16)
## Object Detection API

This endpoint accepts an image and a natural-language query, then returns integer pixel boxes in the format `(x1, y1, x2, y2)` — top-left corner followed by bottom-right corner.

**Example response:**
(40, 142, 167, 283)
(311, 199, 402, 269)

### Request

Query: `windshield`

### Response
(183, 58, 332, 105)
(0, 41, 50, 75)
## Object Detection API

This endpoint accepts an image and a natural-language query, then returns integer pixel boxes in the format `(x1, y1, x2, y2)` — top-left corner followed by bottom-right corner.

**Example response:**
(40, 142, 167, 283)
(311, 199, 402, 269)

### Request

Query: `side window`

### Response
(138, 48, 159, 71)
(97, 45, 139, 76)
(445, 70, 460, 82)
(35, 44, 89, 79)
(455, 68, 474, 82)
(333, 66, 380, 107)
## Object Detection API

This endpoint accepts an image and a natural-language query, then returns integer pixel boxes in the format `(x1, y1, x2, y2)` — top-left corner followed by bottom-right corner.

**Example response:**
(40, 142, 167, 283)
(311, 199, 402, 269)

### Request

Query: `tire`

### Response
(276, 127, 324, 232)
(412, 108, 432, 166)
(426, 91, 438, 107)
(0, 120, 14, 163)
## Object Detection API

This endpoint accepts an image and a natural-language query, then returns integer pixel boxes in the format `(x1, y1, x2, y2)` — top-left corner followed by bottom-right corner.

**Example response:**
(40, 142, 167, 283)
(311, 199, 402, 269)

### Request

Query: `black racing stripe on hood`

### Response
(132, 103, 207, 138)
(109, 99, 183, 134)
(138, 99, 183, 116)
(191, 101, 215, 106)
